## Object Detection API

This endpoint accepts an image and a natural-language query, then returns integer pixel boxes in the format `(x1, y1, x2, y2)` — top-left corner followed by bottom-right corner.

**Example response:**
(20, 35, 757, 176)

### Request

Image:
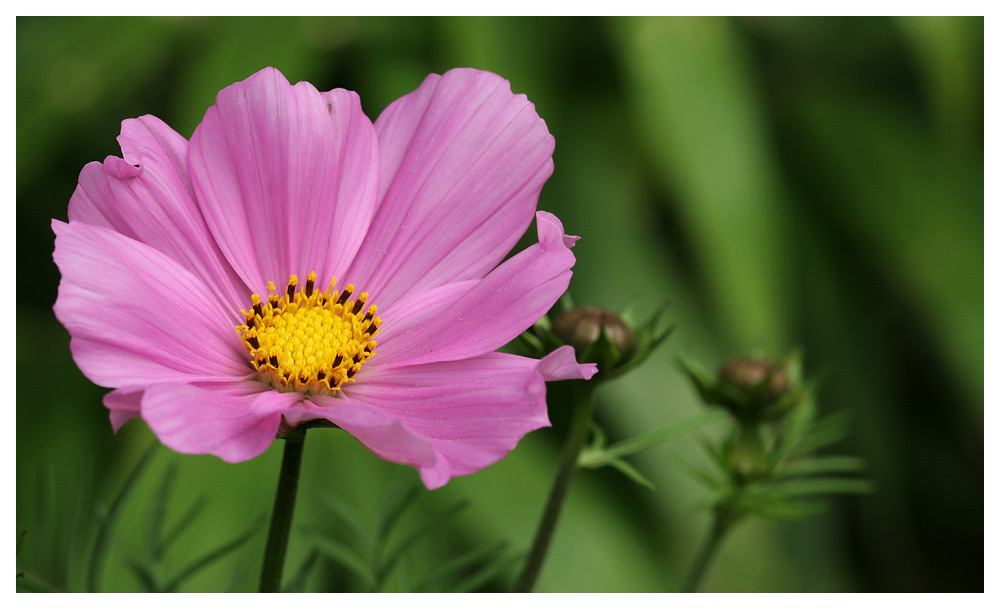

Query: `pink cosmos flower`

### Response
(52, 67, 596, 489)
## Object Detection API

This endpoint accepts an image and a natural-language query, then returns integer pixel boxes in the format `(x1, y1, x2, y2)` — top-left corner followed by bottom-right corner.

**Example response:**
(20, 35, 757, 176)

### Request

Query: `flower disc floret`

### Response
(237, 272, 381, 395)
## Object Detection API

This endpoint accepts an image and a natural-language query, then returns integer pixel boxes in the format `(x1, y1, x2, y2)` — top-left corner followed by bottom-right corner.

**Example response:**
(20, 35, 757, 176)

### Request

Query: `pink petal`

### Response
(372, 211, 577, 368)
(305, 396, 440, 477)
(345, 68, 555, 306)
(314, 352, 557, 489)
(142, 382, 301, 462)
(189, 67, 379, 294)
(68, 115, 247, 315)
(53, 220, 250, 388)
(104, 388, 143, 432)
(373, 279, 478, 345)
(538, 345, 598, 381)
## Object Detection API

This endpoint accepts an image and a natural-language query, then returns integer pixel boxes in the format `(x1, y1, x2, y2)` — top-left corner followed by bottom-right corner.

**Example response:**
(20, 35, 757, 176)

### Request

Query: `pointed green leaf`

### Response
(771, 477, 875, 497)
(88, 442, 157, 592)
(452, 550, 523, 592)
(588, 420, 608, 451)
(783, 412, 853, 458)
(314, 537, 376, 587)
(376, 474, 420, 543)
(317, 491, 374, 547)
(773, 456, 867, 480)
(608, 459, 656, 490)
(669, 454, 724, 489)
(381, 500, 470, 577)
(158, 495, 208, 558)
(162, 513, 265, 592)
(415, 541, 508, 592)
(282, 549, 320, 593)
(583, 411, 726, 467)
(740, 493, 822, 520)
(122, 548, 162, 592)
(147, 463, 178, 560)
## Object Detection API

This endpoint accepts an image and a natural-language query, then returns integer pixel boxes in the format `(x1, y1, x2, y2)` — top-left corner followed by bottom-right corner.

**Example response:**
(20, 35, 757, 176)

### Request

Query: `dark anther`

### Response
(299, 375, 308, 384)
(316, 371, 326, 380)
(253, 301, 263, 317)
(287, 282, 296, 300)
(269, 355, 279, 368)
(363, 310, 374, 322)
(347, 366, 358, 378)
(332, 353, 344, 367)
(352, 300, 364, 315)
(246, 317, 255, 329)
(305, 276, 315, 297)
(352, 353, 361, 364)
(337, 289, 352, 306)
(269, 295, 279, 307)
(248, 336, 260, 349)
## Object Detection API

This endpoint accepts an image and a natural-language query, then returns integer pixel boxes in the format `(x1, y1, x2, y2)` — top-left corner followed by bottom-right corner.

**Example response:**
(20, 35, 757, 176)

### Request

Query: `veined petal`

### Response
(317, 351, 557, 489)
(189, 67, 379, 294)
(346, 68, 555, 306)
(371, 279, 478, 351)
(373, 211, 577, 368)
(68, 115, 248, 316)
(53, 220, 250, 388)
(142, 382, 301, 463)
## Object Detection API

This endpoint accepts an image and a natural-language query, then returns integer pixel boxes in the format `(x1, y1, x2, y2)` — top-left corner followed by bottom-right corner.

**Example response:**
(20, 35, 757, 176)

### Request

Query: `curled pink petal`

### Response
(142, 382, 301, 463)
(538, 345, 598, 381)
(104, 388, 143, 432)
(190, 67, 379, 294)
(374, 211, 577, 367)
(347, 68, 555, 305)
(68, 115, 248, 315)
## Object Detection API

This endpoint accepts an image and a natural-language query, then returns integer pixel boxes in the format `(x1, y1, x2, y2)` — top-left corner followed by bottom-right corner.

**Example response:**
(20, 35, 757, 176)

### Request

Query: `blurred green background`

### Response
(16, 16, 983, 592)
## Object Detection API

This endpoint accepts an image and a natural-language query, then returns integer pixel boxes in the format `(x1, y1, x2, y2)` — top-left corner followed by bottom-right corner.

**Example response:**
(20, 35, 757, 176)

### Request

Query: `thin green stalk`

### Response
(259, 430, 307, 593)
(514, 381, 595, 592)
(681, 507, 734, 592)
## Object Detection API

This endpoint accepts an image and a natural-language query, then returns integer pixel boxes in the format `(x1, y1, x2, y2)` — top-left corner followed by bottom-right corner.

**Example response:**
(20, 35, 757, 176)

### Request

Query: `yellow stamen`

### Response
(236, 272, 381, 395)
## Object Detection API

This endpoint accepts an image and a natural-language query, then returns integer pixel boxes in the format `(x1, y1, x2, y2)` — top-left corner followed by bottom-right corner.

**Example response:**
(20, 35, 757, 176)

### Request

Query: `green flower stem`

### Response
(681, 504, 737, 592)
(259, 429, 307, 593)
(514, 381, 595, 592)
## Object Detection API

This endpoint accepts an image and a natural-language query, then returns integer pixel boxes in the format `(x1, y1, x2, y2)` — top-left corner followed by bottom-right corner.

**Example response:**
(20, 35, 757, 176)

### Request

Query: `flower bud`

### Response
(679, 354, 802, 424)
(521, 302, 670, 384)
(553, 307, 633, 357)
(719, 358, 789, 408)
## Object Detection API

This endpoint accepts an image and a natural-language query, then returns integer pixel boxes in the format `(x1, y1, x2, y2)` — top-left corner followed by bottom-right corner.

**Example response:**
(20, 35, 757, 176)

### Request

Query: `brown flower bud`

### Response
(719, 357, 790, 409)
(553, 306, 634, 366)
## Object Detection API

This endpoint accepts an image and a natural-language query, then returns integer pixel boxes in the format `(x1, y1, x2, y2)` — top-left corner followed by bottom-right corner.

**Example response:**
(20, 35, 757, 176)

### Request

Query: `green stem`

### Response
(259, 430, 307, 593)
(514, 381, 595, 592)
(681, 507, 733, 592)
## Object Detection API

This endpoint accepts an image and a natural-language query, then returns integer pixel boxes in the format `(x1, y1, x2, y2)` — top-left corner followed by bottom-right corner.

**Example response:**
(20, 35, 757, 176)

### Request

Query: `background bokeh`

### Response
(16, 16, 983, 592)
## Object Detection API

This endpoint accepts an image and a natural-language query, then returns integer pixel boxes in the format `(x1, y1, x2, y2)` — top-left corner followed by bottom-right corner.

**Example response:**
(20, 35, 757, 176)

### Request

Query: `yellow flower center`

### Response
(236, 272, 381, 395)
